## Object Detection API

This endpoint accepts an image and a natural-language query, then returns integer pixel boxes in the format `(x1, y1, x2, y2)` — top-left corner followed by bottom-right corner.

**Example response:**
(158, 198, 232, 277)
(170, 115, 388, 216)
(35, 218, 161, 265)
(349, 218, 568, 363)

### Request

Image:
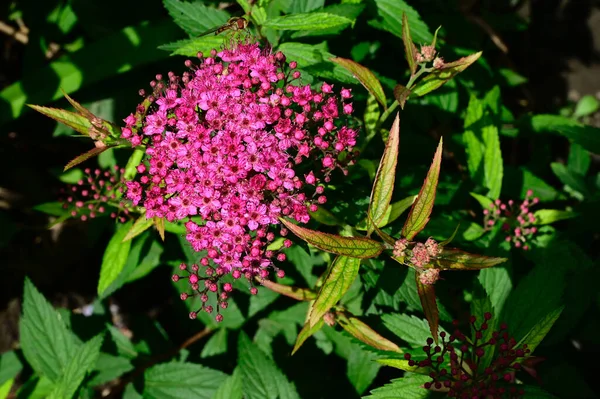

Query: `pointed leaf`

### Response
(122, 215, 153, 242)
(411, 52, 482, 97)
(439, 224, 460, 246)
(308, 206, 341, 226)
(144, 362, 227, 399)
(263, 13, 353, 31)
(154, 217, 165, 241)
(124, 148, 145, 180)
(336, 312, 402, 353)
(533, 209, 578, 225)
(28, 105, 91, 136)
(393, 84, 412, 109)
(163, 0, 229, 37)
(368, 114, 399, 235)
(60, 89, 94, 120)
(402, 138, 443, 240)
(98, 221, 133, 297)
(280, 218, 384, 258)
(308, 256, 361, 327)
(64, 146, 112, 171)
(401, 13, 417, 75)
(292, 319, 324, 355)
(376, 359, 428, 374)
(470, 192, 493, 210)
(330, 57, 387, 109)
(364, 374, 431, 399)
(259, 279, 317, 301)
(213, 368, 243, 399)
(529, 114, 600, 154)
(357, 195, 416, 231)
(416, 275, 439, 343)
(372, 0, 432, 43)
(517, 306, 564, 354)
(433, 248, 507, 270)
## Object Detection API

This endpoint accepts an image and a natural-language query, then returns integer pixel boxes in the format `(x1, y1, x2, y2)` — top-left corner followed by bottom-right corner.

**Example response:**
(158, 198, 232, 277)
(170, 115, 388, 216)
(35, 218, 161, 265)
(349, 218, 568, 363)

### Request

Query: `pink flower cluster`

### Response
(483, 190, 539, 250)
(59, 166, 132, 222)
(122, 41, 358, 319)
(393, 237, 440, 268)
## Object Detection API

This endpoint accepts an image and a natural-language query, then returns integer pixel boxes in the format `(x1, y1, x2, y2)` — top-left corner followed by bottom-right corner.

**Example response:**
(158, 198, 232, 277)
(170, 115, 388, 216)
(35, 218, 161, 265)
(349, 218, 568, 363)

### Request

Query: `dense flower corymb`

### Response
(122, 41, 358, 319)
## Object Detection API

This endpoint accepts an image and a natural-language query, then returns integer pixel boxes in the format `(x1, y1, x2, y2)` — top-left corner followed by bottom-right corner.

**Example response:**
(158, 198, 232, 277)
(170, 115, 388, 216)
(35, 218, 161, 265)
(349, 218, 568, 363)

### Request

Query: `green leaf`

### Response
(308, 205, 341, 226)
(498, 68, 528, 87)
(264, 13, 352, 31)
(88, 353, 134, 386)
(163, 0, 229, 36)
(238, 333, 300, 399)
(20, 278, 77, 382)
(308, 256, 361, 327)
(550, 162, 589, 196)
(289, 0, 324, 13)
(478, 267, 512, 315)
(336, 312, 402, 353)
(529, 114, 600, 154)
(0, 20, 181, 124)
(376, 358, 428, 374)
(292, 319, 324, 355)
(567, 143, 591, 175)
(533, 209, 578, 225)
(573, 95, 600, 118)
(372, 0, 432, 43)
(411, 52, 482, 97)
(367, 114, 399, 235)
(97, 221, 134, 297)
(364, 374, 431, 398)
(126, 238, 164, 282)
(48, 334, 104, 399)
(0, 351, 22, 388)
(200, 328, 228, 358)
(331, 57, 387, 108)
(382, 314, 443, 348)
(122, 214, 154, 242)
(433, 248, 507, 270)
(402, 13, 418, 75)
(470, 192, 493, 210)
(158, 36, 227, 57)
(124, 148, 145, 181)
(33, 202, 66, 217)
(144, 362, 227, 399)
(519, 386, 560, 399)
(213, 369, 243, 399)
(347, 347, 381, 395)
(259, 279, 316, 301)
(107, 324, 138, 359)
(357, 195, 416, 231)
(27, 105, 91, 136)
(280, 218, 384, 258)
(402, 138, 443, 240)
(518, 306, 564, 354)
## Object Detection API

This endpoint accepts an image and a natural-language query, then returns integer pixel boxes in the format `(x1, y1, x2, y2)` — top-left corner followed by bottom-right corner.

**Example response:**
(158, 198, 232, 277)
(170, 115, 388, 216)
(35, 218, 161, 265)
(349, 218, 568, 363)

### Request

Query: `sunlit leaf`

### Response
(259, 279, 317, 301)
(411, 52, 482, 97)
(331, 57, 386, 109)
(433, 248, 506, 270)
(336, 312, 402, 353)
(292, 319, 324, 355)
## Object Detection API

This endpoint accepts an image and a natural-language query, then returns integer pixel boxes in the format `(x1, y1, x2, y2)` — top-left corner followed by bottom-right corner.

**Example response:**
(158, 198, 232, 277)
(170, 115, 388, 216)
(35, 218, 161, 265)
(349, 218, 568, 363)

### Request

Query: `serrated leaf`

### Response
(309, 256, 361, 327)
(0, 351, 22, 388)
(433, 248, 506, 270)
(478, 267, 512, 315)
(382, 313, 443, 348)
(264, 13, 352, 31)
(98, 221, 133, 297)
(529, 114, 600, 154)
(364, 94, 381, 142)
(163, 0, 229, 36)
(347, 348, 381, 394)
(122, 214, 153, 242)
(368, 114, 399, 235)
(402, 138, 443, 240)
(336, 312, 402, 353)
(372, 0, 432, 43)
(411, 52, 482, 97)
(331, 57, 386, 108)
(550, 162, 589, 196)
(213, 368, 243, 399)
(107, 324, 138, 360)
(533, 209, 578, 225)
(280, 218, 384, 258)
(64, 146, 112, 171)
(158, 36, 227, 57)
(259, 279, 316, 301)
(238, 333, 300, 399)
(27, 105, 91, 135)
(376, 358, 428, 374)
(402, 13, 417, 75)
(20, 278, 77, 382)
(364, 374, 431, 398)
(518, 306, 564, 354)
(292, 319, 324, 355)
(470, 192, 493, 210)
(88, 353, 134, 387)
(144, 363, 227, 399)
(416, 276, 439, 343)
(48, 334, 104, 399)
(201, 328, 228, 358)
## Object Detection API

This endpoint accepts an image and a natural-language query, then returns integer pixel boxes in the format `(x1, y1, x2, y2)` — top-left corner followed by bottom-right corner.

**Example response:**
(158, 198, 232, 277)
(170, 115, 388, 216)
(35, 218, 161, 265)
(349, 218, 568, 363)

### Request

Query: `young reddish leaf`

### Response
(368, 113, 400, 235)
(27, 105, 91, 136)
(292, 319, 324, 355)
(308, 256, 361, 327)
(376, 359, 429, 374)
(356, 195, 416, 231)
(402, 13, 418, 76)
(393, 84, 411, 109)
(401, 138, 443, 240)
(416, 273, 439, 343)
(411, 52, 482, 97)
(280, 218, 384, 258)
(259, 279, 317, 301)
(64, 146, 112, 171)
(61, 89, 95, 120)
(432, 248, 507, 270)
(153, 217, 165, 241)
(336, 312, 402, 353)
(122, 215, 154, 242)
(330, 57, 387, 109)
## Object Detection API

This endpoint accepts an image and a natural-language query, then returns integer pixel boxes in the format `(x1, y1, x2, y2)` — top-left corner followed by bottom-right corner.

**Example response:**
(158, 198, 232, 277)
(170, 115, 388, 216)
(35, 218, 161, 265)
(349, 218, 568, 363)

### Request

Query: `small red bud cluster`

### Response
(483, 190, 539, 250)
(415, 44, 445, 69)
(404, 313, 531, 398)
(58, 166, 134, 222)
